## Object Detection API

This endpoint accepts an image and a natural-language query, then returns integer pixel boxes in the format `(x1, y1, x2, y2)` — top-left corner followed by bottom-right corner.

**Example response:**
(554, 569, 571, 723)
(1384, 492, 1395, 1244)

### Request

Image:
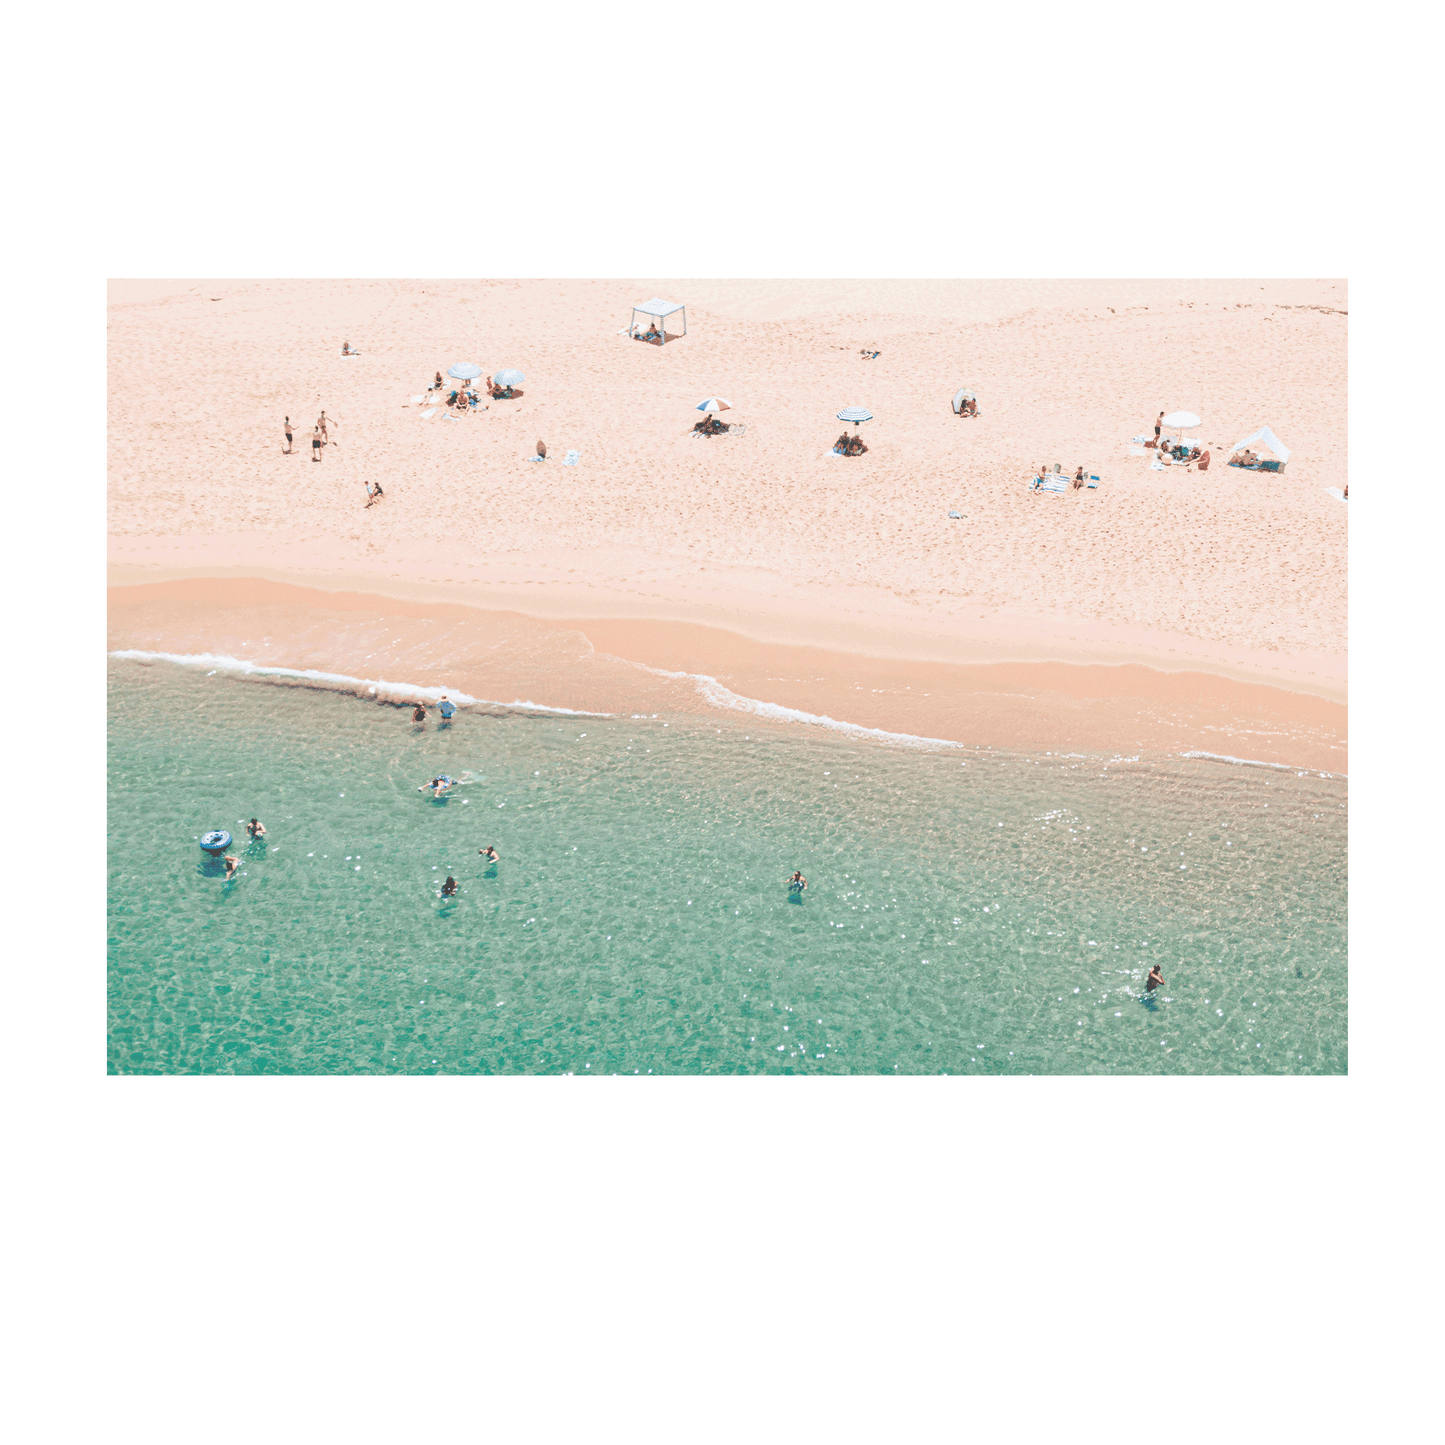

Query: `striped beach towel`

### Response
(1030, 474, 1067, 493)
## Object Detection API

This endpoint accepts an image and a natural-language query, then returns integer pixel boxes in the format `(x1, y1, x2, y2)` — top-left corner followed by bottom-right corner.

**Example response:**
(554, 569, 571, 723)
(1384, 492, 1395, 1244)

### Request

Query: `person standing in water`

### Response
(246, 818, 266, 839)
(412, 702, 427, 723)
(440, 876, 458, 897)
(438, 695, 456, 722)
(787, 871, 807, 893)
(479, 845, 500, 864)
(1146, 964, 1165, 994)
(223, 854, 240, 880)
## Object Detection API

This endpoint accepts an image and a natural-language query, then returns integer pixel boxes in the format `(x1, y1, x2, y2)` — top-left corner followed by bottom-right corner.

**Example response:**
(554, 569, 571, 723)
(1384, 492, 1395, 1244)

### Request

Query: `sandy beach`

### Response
(108, 278, 1346, 763)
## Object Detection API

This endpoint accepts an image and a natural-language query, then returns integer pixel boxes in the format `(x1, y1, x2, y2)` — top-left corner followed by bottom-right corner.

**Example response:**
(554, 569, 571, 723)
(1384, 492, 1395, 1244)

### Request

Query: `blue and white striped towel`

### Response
(563, 449, 581, 467)
(1030, 475, 1067, 493)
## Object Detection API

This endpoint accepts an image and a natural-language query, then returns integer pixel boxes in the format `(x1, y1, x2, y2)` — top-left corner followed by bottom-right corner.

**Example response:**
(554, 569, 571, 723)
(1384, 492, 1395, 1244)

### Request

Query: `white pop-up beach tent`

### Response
(1230, 426, 1291, 470)
(628, 298, 687, 343)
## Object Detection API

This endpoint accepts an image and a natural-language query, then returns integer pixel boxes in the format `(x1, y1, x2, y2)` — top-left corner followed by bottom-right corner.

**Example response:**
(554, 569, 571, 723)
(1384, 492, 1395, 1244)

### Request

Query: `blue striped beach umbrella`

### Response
(447, 362, 483, 380)
(836, 405, 873, 432)
(493, 368, 525, 387)
(696, 397, 731, 412)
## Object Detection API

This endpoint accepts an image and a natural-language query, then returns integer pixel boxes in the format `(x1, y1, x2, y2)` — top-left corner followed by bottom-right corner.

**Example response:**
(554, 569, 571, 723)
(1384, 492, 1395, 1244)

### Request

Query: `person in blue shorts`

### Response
(438, 695, 456, 721)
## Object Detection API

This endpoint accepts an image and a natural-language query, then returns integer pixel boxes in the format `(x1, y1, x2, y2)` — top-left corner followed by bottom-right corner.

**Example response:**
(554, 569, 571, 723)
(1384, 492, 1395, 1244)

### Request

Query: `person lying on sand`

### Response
(342, 341, 355, 354)
(1194, 449, 1211, 471)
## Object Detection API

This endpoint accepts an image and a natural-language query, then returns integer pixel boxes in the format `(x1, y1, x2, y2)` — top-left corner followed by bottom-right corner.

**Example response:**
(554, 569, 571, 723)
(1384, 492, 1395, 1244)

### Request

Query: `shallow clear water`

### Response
(108, 659, 1347, 1074)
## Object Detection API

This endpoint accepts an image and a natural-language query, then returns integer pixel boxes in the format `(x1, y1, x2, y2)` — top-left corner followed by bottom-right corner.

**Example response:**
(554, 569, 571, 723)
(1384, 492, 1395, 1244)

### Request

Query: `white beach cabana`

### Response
(629, 298, 687, 343)
(1230, 426, 1291, 471)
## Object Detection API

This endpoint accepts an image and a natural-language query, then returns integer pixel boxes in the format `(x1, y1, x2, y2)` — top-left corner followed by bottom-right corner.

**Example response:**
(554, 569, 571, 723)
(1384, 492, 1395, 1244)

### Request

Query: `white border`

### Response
(59, 228, 1398, 1127)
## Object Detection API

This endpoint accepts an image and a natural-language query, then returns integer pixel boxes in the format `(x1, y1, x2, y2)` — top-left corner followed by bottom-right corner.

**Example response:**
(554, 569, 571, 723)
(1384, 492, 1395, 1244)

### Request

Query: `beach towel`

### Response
(563, 449, 581, 467)
(526, 454, 546, 462)
(948, 509, 963, 519)
(1325, 488, 1347, 503)
(410, 395, 426, 405)
(1130, 434, 1151, 445)
(823, 447, 853, 459)
(420, 409, 436, 419)
(1030, 475, 1067, 493)
(1150, 459, 1166, 470)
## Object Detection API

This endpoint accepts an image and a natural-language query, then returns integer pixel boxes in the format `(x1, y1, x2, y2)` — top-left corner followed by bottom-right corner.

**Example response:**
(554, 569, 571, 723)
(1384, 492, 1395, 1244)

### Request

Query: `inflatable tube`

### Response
(200, 830, 232, 854)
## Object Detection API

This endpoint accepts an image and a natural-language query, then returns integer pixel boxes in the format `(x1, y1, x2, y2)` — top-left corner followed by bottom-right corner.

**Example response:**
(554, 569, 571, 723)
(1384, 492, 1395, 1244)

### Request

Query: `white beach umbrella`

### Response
(1161, 410, 1200, 431)
(448, 362, 483, 380)
(696, 397, 732, 412)
(493, 368, 525, 387)
(836, 405, 873, 432)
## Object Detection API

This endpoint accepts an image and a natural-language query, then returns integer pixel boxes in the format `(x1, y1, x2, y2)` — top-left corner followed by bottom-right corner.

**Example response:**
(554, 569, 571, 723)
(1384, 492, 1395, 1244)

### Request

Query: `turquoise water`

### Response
(108, 659, 1347, 1074)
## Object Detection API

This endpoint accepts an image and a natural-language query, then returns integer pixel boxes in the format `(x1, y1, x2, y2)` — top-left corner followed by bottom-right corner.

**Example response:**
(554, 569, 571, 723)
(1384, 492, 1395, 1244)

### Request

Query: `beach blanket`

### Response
(1030, 475, 1067, 493)
(526, 454, 546, 463)
(1130, 434, 1151, 445)
(563, 449, 581, 467)
(1325, 488, 1347, 503)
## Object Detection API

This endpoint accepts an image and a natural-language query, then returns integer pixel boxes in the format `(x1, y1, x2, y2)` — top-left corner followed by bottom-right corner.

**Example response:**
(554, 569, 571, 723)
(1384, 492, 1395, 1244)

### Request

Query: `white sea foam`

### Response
(1180, 750, 1345, 780)
(621, 661, 962, 749)
(108, 650, 609, 716)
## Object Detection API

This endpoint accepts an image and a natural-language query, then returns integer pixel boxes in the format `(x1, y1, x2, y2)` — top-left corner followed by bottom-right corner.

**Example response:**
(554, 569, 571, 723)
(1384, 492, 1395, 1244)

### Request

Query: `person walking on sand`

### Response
(1146, 964, 1165, 994)
(317, 411, 336, 446)
(310, 425, 323, 461)
(283, 417, 295, 454)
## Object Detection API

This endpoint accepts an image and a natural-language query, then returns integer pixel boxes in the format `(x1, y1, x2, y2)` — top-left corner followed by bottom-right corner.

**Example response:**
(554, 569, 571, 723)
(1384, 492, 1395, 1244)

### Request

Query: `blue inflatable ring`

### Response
(200, 830, 233, 854)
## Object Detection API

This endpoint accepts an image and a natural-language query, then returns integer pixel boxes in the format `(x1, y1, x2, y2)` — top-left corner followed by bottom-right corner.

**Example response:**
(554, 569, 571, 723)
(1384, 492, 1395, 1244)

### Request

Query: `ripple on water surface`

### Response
(107, 660, 1347, 1074)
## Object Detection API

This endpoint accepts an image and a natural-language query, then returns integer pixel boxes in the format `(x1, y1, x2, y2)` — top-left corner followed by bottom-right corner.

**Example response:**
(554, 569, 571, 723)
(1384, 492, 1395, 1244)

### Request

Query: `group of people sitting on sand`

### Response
(633, 323, 664, 345)
(693, 415, 732, 436)
(955, 396, 977, 417)
(1144, 438, 1211, 470)
(833, 433, 869, 456)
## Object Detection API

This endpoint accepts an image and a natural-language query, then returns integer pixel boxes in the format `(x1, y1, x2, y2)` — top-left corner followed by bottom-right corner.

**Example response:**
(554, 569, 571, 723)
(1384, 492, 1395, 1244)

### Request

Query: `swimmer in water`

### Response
(479, 845, 499, 863)
(223, 854, 240, 879)
(247, 818, 266, 839)
(430, 776, 453, 798)
(440, 876, 458, 897)
(412, 702, 428, 723)
(787, 870, 807, 892)
(1146, 964, 1165, 994)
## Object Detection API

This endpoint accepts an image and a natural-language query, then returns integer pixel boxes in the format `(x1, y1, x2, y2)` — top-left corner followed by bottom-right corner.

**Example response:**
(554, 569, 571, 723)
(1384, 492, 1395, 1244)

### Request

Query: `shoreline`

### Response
(109, 576, 1348, 773)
